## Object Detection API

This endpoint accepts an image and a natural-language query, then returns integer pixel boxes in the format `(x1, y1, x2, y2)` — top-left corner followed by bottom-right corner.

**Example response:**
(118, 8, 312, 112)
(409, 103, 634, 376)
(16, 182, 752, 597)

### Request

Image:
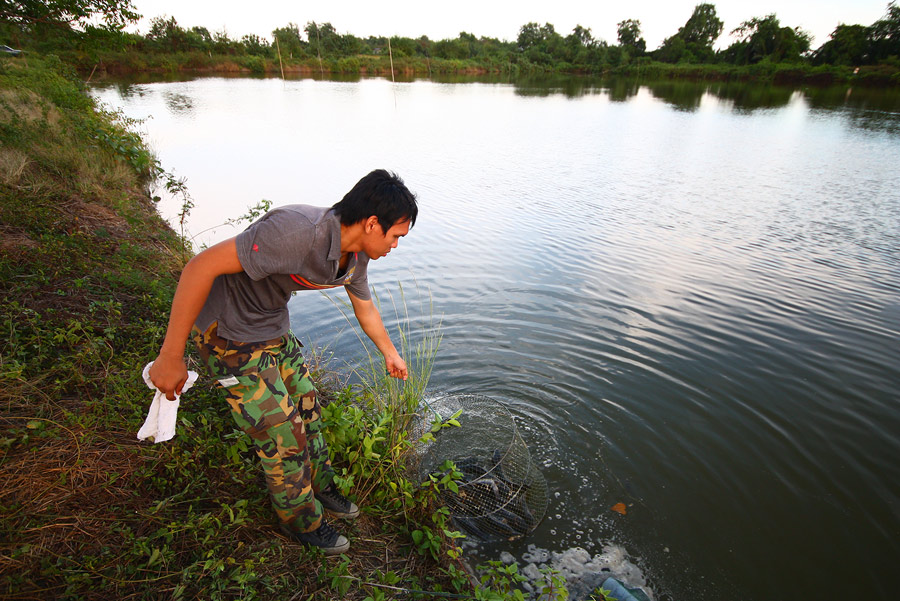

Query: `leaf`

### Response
(611, 502, 627, 515)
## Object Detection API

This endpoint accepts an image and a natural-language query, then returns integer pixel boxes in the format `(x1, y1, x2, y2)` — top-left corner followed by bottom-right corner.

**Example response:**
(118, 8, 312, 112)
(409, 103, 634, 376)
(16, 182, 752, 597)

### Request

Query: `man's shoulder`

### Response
(267, 204, 332, 225)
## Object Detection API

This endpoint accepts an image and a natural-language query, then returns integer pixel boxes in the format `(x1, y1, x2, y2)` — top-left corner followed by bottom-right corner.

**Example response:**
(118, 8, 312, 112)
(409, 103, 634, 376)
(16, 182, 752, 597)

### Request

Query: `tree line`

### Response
(2, 1, 899, 74)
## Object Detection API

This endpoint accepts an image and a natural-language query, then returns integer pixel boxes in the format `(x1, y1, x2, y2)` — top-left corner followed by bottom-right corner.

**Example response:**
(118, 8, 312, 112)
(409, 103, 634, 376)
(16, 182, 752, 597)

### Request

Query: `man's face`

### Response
(364, 217, 410, 259)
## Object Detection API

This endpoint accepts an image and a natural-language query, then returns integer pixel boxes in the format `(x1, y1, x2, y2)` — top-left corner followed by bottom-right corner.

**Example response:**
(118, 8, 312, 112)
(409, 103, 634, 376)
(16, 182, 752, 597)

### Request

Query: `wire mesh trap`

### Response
(413, 394, 548, 542)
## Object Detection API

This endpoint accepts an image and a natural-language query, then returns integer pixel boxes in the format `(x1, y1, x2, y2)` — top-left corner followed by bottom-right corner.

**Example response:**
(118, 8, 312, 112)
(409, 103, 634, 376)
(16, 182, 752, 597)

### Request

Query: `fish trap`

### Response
(414, 394, 548, 542)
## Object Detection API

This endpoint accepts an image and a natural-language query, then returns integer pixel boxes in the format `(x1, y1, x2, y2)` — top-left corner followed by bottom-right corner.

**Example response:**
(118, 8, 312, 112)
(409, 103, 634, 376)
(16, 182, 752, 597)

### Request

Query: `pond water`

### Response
(91, 75, 900, 600)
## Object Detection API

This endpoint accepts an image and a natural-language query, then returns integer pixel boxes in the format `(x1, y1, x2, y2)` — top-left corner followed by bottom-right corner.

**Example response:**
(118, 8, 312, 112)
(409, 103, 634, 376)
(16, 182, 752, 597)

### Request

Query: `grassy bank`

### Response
(58, 50, 526, 79)
(48, 48, 900, 87)
(611, 58, 900, 87)
(0, 55, 484, 600)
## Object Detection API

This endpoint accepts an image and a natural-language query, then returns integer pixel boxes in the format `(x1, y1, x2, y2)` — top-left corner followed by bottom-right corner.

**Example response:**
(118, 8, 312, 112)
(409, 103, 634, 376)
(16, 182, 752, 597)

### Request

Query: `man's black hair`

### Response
(332, 169, 418, 232)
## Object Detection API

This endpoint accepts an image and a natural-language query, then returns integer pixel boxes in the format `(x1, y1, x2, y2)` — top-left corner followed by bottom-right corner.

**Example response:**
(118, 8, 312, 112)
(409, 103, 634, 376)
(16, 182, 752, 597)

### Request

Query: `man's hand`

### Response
(385, 352, 408, 380)
(348, 293, 409, 381)
(148, 353, 189, 400)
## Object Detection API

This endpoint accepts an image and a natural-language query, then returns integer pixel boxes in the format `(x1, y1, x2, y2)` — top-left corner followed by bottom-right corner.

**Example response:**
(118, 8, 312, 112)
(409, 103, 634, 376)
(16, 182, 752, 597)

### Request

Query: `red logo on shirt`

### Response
(252, 244, 259, 252)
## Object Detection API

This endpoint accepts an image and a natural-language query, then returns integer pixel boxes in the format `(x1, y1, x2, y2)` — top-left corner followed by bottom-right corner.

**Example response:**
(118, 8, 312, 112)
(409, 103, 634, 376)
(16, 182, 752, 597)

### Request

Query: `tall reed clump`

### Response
(318, 282, 473, 568)
(357, 281, 442, 418)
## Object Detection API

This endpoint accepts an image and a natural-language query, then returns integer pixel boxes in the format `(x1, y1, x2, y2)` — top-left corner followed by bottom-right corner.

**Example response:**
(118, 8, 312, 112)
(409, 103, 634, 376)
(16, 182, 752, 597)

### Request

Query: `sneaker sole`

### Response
(326, 507, 360, 519)
(279, 527, 350, 555)
(321, 536, 350, 555)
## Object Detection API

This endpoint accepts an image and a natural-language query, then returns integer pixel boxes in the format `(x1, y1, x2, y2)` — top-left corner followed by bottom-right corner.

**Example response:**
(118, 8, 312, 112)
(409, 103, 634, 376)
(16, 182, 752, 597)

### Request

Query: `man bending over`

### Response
(149, 169, 418, 554)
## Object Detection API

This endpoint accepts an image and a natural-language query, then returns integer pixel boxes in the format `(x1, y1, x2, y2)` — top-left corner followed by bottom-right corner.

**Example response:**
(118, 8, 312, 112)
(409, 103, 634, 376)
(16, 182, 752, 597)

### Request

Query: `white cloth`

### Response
(137, 361, 198, 443)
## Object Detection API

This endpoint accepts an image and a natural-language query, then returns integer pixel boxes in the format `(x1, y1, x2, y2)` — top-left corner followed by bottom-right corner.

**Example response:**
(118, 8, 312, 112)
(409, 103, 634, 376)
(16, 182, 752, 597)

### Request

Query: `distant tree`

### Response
(305, 21, 333, 57)
(678, 3, 724, 47)
(363, 35, 386, 55)
(416, 35, 433, 58)
(389, 36, 417, 57)
(458, 31, 478, 58)
(517, 22, 543, 51)
(190, 25, 213, 49)
(272, 23, 305, 58)
(656, 35, 687, 63)
(606, 44, 626, 67)
(146, 15, 190, 52)
(656, 3, 722, 63)
(617, 19, 646, 55)
(240, 34, 268, 56)
(517, 22, 558, 50)
(433, 37, 468, 59)
(304, 21, 360, 57)
(516, 22, 563, 64)
(869, 1, 900, 61)
(478, 35, 516, 61)
(564, 24, 597, 64)
(210, 29, 238, 55)
(813, 24, 871, 65)
(570, 24, 594, 47)
(723, 14, 811, 64)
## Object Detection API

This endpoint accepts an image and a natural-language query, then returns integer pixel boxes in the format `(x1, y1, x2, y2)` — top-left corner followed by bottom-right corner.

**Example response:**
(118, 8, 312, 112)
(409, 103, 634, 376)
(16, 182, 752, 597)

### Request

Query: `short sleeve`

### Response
(344, 254, 371, 300)
(235, 209, 316, 280)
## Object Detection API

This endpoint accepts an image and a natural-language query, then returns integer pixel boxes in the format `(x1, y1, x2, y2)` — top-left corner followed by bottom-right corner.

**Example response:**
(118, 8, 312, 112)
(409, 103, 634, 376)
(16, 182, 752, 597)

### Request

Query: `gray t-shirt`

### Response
(196, 205, 371, 342)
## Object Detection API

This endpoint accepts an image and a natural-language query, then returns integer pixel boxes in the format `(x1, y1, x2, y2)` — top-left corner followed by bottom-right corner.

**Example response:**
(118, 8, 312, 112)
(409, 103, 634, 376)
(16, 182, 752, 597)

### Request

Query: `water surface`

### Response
(92, 75, 900, 600)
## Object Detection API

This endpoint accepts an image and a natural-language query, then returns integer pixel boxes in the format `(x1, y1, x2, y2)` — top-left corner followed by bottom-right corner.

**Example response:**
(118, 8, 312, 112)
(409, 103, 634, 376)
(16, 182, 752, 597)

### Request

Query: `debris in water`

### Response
(505, 543, 652, 601)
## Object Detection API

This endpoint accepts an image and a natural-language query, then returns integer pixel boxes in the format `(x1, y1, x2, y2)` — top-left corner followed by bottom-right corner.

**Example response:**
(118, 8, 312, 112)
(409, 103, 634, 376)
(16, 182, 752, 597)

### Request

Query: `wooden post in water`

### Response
(388, 38, 395, 83)
(314, 22, 325, 78)
(275, 36, 285, 81)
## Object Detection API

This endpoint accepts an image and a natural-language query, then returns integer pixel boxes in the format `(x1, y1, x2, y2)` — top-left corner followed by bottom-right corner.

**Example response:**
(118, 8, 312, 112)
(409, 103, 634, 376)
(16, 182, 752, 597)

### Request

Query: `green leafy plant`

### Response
(536, 565, 570, 600)
(475, 560, 528, 601)
(589, 586, 618, 601)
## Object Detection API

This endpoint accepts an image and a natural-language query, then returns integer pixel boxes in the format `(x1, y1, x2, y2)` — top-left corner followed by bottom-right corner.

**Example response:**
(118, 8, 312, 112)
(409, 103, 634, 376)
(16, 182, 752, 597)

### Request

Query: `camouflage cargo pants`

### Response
(193, 321, 334, 533)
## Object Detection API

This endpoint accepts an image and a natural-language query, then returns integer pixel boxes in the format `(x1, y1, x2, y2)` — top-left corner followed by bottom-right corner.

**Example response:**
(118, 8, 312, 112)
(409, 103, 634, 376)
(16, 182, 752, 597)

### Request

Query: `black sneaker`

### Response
(316, 483, 360, 519)
(280, 521, 349, 555)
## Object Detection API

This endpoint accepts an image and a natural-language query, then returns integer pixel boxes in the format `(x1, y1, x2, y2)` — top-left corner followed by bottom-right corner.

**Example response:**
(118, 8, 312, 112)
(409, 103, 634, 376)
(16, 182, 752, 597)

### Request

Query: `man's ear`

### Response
(365, 215, 380, 233)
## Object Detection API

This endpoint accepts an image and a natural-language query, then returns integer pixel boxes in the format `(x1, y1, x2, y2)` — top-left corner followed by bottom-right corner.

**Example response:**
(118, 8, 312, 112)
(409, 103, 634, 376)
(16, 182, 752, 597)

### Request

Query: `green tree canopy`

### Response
(146, 15, 190, 52)
(678, 3, 723, 46)
(272, 23, 305, 58)
(304, 21, 362, 57)
(656, 3, 723, 63)
(517, 22, 558, 50)
(869, 1, 900, 60)
(0, 0, 139, 28)
(724, 14, 811, 64)
(617, 19, 646, 55)
(813, 24, 871, 65)
(516, 22, 564, 64)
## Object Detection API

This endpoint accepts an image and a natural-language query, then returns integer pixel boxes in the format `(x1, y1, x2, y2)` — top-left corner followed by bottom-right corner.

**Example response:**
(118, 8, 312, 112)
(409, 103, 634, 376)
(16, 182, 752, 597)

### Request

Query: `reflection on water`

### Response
(93, 72, 900, 127)
(90, 75, 900, 601)
(163, 91, 194, 114)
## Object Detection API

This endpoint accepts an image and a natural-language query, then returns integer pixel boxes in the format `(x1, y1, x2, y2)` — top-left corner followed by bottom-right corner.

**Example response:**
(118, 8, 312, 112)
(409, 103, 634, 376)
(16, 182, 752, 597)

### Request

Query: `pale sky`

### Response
(128, 1, 893, 51)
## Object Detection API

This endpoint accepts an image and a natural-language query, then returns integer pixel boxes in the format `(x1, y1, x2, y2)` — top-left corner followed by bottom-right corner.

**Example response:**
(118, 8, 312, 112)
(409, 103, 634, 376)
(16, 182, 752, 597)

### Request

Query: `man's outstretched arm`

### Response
(348, 292, 408, 380)
(149, 237, 244, 399)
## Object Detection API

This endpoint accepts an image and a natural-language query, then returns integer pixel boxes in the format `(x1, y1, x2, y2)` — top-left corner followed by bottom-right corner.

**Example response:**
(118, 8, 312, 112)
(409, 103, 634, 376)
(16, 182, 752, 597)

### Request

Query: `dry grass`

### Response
(0, 88, 56, 125)
(0, 148, 30, 186)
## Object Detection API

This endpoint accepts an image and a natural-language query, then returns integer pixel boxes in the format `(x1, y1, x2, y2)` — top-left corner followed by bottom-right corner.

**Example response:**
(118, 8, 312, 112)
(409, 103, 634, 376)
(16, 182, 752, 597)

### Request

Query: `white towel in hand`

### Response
(138, 361, 198, 443)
